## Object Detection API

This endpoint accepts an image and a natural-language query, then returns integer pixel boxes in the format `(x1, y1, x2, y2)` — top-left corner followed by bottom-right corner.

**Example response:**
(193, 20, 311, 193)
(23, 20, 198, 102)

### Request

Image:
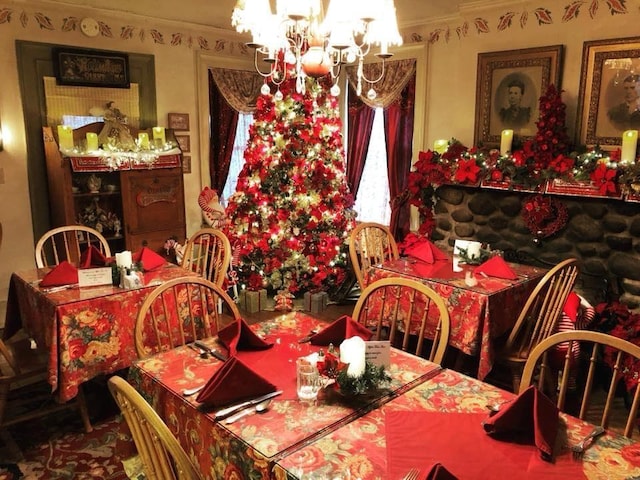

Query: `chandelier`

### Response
(231, 0, 402, 98)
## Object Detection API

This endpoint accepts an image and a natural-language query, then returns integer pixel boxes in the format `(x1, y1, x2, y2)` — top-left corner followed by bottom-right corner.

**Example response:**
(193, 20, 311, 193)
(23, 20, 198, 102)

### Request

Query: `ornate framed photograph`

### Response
(175, 135, 190, 152)
(52, 47, 129, 88)
(474, 45, 564, 148)
(576, 36, 640, 149)
(167, 113, 190, 131)
(182, 155, 191, 174)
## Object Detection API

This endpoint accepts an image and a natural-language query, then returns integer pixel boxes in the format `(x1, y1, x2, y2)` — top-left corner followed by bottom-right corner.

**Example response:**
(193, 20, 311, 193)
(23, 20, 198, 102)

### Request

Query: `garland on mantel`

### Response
(405, 84, 639, 237)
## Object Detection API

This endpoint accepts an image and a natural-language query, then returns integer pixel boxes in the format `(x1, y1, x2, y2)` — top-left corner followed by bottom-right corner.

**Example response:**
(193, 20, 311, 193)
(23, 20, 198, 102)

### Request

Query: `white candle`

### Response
(500, 129, 513, 155)
(138, 132, 150, 149)
(340, 336, 366, 378)
(115, 251, 132, 268)
(86, 132, 99, 151)
(621, 130, 638, 164)
(152, 126, 166, 145)
(57, 125, 74, 150)
(410, 205, 420, 232)
(433, 139, 448, 154)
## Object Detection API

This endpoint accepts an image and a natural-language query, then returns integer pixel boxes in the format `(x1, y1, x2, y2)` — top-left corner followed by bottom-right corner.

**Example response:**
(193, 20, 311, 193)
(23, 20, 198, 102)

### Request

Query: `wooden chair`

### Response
(352, 277, 450, 365)
(520, 330, 640, 438)
(180, 228, 231, 287)
(0, 333, 93, 452)
(134, 277, 241, 359)
(35, 225, 111, 268)
(497, 258, 579, 392)
(108, 375, 202, 480)
(349, 222, 399, 291)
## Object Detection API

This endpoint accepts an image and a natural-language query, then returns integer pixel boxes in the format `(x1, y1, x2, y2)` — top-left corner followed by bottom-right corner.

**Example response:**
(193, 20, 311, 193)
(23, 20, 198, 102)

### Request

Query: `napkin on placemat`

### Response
(133, 247, 166, 271)
(217, 318, 273, 356)
(40, 261, 79, 287)
(563, 291, 581, 323)
(482, 386, 559, 461)
(195, 356, 277, 407)
(80, 245, 107, 267)
(405, 239, 448, 264)
(474, 256, 518, 280)
(309, 315, 373, 346)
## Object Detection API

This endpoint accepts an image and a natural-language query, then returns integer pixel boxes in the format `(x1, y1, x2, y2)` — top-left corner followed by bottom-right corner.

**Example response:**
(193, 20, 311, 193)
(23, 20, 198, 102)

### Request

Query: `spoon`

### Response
(224, 399, 271, 424)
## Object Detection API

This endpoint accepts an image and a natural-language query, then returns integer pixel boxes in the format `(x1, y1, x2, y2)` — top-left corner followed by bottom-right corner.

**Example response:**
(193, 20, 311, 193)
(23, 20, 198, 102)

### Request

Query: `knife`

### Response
(213, 390, 283, 420)
(194, 340, 228, 362)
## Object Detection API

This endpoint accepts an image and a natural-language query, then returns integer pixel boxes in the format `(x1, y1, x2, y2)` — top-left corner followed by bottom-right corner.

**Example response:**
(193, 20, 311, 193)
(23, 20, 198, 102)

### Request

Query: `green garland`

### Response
(335, 362, 391, 396)
(456, 247, 491, 265)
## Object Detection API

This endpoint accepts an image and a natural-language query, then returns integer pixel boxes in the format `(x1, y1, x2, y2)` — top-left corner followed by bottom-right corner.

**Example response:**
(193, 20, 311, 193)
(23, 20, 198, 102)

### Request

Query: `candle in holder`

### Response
(57, 125, 74, 150)
(340, 336, 366, 378)
(433, 139, 448, 154)
(86, 132, 99, 151)
(152, 126, 166, 145)
(115, 251, 133, 268)
(621, 129, 638, 164)
(500, 129, 513, 155)
(410, 205, 420, 232)
(138, 132, 150, 149)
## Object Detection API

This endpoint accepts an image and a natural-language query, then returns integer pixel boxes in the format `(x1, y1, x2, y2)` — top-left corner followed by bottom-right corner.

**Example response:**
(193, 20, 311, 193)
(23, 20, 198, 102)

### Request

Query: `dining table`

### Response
(274, 367, 640, 480)
(365, 256, 547, 380)
(3, 262, 195, 401)
(125, 311, 444, 480)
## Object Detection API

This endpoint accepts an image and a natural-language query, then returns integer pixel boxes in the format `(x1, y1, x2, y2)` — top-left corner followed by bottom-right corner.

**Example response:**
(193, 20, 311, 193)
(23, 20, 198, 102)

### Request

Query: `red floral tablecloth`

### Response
(275, 368, 640, 480)
(126, 312, 442, 480)
(3, 264, 194, 401)
(365, 258, 546, 379)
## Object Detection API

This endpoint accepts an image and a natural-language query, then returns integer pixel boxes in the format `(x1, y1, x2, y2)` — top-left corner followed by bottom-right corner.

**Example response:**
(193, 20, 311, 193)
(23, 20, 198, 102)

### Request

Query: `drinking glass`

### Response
(296, 358, 320, 401)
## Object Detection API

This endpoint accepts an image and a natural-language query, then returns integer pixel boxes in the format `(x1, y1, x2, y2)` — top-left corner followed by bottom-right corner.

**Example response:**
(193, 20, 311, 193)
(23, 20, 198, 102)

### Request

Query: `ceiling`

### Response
(48, 0, 495, 32)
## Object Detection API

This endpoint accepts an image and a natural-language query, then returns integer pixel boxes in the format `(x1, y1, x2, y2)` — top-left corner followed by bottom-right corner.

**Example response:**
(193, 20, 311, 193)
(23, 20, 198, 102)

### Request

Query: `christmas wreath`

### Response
(521, 194, 568, 239)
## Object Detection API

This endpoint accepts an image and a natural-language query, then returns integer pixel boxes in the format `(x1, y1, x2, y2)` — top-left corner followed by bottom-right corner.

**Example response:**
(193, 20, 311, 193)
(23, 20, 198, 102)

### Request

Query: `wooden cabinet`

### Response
(43, 124, 186, 255)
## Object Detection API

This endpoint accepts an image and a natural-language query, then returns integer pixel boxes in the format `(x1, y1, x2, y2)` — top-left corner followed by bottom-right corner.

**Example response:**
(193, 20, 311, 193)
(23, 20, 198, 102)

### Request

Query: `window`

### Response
(222, 113, 254, 205)
(353, 108, 391, 225)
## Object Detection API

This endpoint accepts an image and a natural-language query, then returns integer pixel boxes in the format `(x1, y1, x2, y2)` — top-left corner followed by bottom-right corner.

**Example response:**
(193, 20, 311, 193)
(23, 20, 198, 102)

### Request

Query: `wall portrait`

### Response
(474, 45, 564, 148)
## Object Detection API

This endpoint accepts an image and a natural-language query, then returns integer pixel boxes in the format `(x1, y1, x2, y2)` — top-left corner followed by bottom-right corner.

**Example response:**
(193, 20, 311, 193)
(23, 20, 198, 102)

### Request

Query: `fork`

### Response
(402, 468, 420, 480)
(571, 426, 605, 459)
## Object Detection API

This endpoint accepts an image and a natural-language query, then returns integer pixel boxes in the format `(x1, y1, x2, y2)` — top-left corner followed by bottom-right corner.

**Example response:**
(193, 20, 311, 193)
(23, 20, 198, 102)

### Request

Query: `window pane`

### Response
(222, 113, 254, 205)
(353, 108, 391, 225)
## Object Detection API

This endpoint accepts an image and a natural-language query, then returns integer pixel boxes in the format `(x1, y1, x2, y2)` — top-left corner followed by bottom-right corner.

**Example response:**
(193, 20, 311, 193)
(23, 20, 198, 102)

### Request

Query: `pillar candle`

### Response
(57, 125, 74, 150)
(433, 139, 448, 154)
(340, 336, 366, 378)
(621, 130, 638, 164)
(115, 251, 132, 268)
(86, 132, 99, 151)
(138, 132, 150, 149)
(500, 129, 513, 156)
(152, 126, 166, 145)
(410, 205, 420, 232)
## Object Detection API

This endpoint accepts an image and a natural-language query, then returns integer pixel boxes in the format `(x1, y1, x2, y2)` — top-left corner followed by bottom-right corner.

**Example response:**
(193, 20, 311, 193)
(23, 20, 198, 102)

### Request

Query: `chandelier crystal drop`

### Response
(231, 0, 402, 96)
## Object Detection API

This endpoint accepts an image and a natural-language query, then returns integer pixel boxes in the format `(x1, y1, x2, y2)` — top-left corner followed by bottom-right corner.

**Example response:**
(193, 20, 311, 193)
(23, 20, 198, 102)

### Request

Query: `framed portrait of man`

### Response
(576, 36, 640, 149)
(474, 45, 564, 148)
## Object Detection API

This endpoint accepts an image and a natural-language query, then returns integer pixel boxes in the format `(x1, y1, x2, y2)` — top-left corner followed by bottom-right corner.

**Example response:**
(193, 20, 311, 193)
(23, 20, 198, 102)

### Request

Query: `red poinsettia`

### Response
(590, 163, 618, 195)
(454, 158, 481, 184)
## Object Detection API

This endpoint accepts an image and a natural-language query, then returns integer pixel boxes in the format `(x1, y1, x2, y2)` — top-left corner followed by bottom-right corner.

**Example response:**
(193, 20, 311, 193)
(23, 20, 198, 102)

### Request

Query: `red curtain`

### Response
(208, 69, 239, 194)
(384, 73, 416, 240)
(346, 83, 375, 197)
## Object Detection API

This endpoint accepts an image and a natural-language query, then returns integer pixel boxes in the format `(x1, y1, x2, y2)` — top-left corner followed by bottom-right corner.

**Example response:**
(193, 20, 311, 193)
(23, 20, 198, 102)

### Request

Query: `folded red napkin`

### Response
(474, 256, 517, 280)
(562, 291, 580, 322)
(195, 356, 277, 407)
(40, 261, 79, 287)
(80, 245, 107, 267)
(405, 240, 448, 264)
(133, 247, 166, 271)
(482, 386, 559, 461)
(217, 318, 273, 356)
(309, 315, 373, 346)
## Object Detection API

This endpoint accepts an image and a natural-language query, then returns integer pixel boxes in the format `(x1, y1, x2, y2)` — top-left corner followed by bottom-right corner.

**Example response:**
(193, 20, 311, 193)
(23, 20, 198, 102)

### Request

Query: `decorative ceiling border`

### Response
(404, 0, 632, 45)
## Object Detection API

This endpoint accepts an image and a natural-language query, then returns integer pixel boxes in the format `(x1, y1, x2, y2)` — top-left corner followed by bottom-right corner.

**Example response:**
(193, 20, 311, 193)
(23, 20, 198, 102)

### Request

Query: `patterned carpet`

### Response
(0, 377, 130, 480)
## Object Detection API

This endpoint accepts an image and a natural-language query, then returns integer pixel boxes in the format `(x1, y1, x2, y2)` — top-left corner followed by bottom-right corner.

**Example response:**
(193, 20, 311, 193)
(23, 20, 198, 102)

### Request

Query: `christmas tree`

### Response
(225, 74, 356, 297)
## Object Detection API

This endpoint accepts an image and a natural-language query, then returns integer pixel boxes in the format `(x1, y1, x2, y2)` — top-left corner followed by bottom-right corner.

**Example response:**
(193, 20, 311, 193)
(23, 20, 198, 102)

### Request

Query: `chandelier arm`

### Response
(358, 59, 386, 85)
(253, 49, 277, 78)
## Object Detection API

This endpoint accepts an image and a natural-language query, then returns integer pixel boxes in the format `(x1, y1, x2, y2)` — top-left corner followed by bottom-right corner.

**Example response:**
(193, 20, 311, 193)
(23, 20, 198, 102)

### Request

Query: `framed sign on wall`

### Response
(52, 47, 130, 88)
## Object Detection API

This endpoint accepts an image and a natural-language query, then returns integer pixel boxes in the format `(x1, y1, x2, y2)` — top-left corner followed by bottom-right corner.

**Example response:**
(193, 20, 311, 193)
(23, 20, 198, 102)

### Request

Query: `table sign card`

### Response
(78, 267, 113, 287)
(365, 341, 390, 368)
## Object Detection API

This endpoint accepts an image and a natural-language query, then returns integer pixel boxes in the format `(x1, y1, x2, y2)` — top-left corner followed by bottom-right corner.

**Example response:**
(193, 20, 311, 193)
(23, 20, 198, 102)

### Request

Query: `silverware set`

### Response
(571, 426, 605, 459)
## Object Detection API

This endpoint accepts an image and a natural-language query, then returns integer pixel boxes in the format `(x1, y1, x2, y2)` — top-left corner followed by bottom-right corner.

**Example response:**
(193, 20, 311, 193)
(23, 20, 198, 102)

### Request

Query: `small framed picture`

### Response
(167, 113, 190, 131)
(182, 155, 191, 174)
(175, 135, 190, 152)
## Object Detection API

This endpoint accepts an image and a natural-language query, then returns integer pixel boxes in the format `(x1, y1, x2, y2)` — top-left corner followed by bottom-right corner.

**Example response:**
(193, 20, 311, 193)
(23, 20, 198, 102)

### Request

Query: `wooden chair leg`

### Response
(76, 384, 93, 433)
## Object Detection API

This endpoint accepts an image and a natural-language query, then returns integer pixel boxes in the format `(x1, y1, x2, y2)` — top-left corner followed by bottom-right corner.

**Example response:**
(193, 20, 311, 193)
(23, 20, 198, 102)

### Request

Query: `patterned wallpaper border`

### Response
(0, 0, 633, 53)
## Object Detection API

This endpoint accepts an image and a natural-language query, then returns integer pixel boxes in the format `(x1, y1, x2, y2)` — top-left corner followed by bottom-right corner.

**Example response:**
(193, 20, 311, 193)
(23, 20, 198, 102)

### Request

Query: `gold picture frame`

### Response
(576, 36, 640, 149)
(474, 45, 564, 148)
(167, 112, 190, 131)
